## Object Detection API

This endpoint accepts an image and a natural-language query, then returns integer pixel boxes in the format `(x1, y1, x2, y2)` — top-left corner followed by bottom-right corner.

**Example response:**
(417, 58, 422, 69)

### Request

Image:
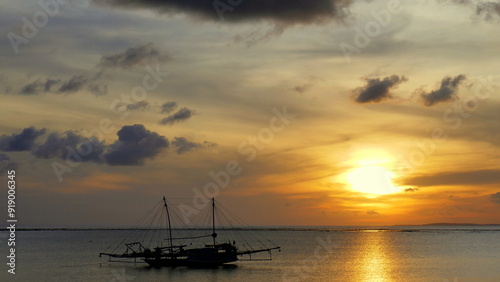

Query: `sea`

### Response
(1, 226, 499, 282)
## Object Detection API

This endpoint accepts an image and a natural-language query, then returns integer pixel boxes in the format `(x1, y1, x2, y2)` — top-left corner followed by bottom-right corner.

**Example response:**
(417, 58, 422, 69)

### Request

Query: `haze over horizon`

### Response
(1, 0, 500, 227)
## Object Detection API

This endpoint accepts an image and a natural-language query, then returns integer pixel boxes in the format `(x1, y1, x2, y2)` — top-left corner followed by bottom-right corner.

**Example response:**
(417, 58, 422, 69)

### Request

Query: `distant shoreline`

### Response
(412, 223, 500, 226)
(1, 223, 500, 232)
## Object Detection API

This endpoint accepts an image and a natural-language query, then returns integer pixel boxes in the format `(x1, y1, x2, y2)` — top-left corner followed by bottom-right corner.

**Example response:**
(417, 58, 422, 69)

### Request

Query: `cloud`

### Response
(0, 126, 155, 166)
(114, 100, 179, 113)
(18, 75, 107, 96)
(292, 76, 320, 94)
(127, 101, 150, 111)
(103, 124, 169, 165)
(420, 74, 466, 107)
(171, 138, 216, 154)
(448, 0, 500, 21)
(367, 210, 380, 216)
(475, 2, 500, 20)
(94, 0, 353, 25)
(114, 101, 150, 112)
(293, 84, 311, 94)
(32, 131, 105, 163)
(233, 23, 287, 47)
(159, 107, 194, 125)
(404, 187, 419, 192)
(171, 137, 202, 154)
(87, 83, 108, 96)
(58, 75, 88, 93)
(2, 125, 211, 167)
(491, 192, 500, 204)
(19, 79, 60, 95)
(0, 127, 46, 152)
(19, 81, 40, 95)
(351, 75, 408, 104)
(160, 101, 178, 114)
(404, 170, 500, 187)
(0, 153, 18, 173)
(97, 42, 169, 69)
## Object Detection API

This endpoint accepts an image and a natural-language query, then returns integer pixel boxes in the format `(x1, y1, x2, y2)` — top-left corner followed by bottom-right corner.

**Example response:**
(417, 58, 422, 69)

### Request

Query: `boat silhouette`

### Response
(100, 197, 280, 267)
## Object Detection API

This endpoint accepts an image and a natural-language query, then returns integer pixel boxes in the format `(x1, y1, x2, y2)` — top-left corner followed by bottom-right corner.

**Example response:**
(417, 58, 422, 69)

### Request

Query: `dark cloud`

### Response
(404, 170, 500, 187)
(19, 79, 61, 95)
(160, 101, 178, 114)
(476, 2, 500, 20)
(2, 125, 210, 167)
(404, 187, 419, 193)
(351, 75, 408, 104)
(448, 0, 500, 21)
(113, 101, 150, 112)
(97, 42, 169, 69)
(159, 107, 194, 125)
(293, 84, 311, 94)
(58, 75, 88, 93)
(87, 83, 108, 96)
(172, 137, 202, 154)
(93, 0, 352, 25)
(19, 80, 42, 95)
(491, 192, 500, 204)
(1, 126, 166, 167)
(126, 101, 150, 111)
(0, 127, 46, 152)
(367, 210, 380, 216)
(103, 124, 169, 166)
(114, 101, 180, 113)
(420, 74, 466, 107)
(202, 140, 217, 149)
(233, 23, 287, 47)
(17, 75, 106, 96)
(171, 138, 216, 154)
(0, 153, 18, 174)
(292, 77, 320, 94)
(32, 132, 105, 163)
(44, 79, 61, 92)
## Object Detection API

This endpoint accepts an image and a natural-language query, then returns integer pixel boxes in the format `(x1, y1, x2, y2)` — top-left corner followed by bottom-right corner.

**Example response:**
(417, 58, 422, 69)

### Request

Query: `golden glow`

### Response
(355, 232, 396, 281)
(347, 166, 400, 195)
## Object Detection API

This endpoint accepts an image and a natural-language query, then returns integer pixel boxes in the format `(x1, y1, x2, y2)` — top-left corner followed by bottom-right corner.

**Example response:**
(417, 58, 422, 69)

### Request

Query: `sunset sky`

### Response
(1, 0, 500, 227)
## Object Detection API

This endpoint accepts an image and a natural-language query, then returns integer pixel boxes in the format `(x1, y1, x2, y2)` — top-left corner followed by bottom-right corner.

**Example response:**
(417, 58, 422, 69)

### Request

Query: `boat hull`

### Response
(144, 255, 238, 267)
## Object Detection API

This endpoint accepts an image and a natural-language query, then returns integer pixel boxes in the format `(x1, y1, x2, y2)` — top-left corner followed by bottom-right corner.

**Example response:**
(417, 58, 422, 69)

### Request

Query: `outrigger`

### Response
(100, 197, 280, 267)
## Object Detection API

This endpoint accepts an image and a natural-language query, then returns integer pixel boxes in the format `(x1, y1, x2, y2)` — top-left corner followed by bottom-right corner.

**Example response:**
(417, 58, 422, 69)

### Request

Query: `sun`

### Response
(346, 166, 399, 195)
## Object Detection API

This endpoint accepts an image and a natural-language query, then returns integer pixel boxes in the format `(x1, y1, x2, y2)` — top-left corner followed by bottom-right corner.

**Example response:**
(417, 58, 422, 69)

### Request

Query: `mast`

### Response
(211, 198, 217, 247)
(163, 196, 173, 251)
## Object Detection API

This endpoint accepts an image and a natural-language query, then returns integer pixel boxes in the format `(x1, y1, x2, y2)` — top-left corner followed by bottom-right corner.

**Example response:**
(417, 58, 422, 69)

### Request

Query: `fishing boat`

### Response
(100, 197, 280, 267)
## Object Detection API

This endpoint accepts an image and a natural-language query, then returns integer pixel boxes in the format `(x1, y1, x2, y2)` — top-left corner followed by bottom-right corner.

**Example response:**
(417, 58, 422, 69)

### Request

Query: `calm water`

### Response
(1, 226, 500, 281)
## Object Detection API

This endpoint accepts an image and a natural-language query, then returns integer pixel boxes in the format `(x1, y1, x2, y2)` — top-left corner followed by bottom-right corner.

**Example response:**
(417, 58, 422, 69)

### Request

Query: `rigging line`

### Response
(217, 208, 240, 246)
(218, 202, 274, 249)
(159, 205, 168, 247)
(170, 202, 202, 241)
(154, 205, 166, 248)
(219, 208, 241, 245)
(169, 200, 212, 247)
(216, 205, 253, 251)
(167, 200, 196, 245)
(142, 202, 164, 248)
(189, 202, 210, 230)
(106, 199, 164, 254)
(217, 202, 271, 250)
(144, 204, 163, 239)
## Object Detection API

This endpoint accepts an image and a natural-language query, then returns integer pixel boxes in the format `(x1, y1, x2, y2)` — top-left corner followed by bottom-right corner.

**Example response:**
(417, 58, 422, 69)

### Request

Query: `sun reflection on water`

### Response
(352, 231, 397, 282)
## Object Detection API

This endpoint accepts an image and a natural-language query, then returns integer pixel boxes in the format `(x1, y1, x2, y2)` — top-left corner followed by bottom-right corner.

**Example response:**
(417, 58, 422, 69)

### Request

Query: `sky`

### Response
(1, 0, 500, 227)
